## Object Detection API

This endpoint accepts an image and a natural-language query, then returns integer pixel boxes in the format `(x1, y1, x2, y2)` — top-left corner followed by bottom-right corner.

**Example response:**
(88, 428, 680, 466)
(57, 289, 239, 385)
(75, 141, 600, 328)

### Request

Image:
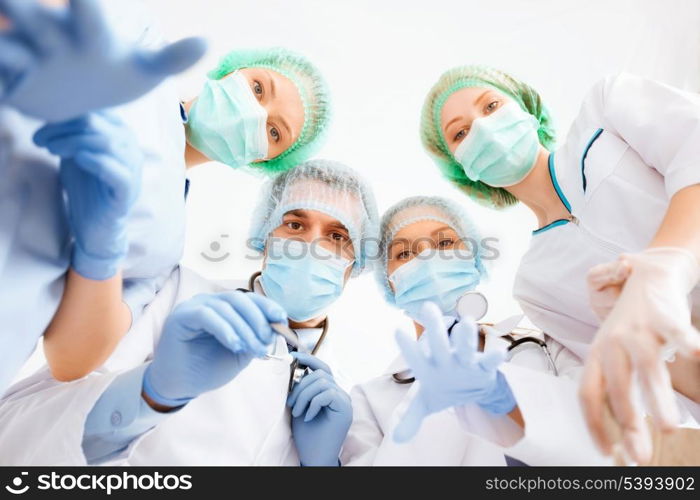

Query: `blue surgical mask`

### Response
(261, 239, 352, 322)
(186, 72, 268, 168)
(389, 248, 481, 319)
(454, 102, 540, 187)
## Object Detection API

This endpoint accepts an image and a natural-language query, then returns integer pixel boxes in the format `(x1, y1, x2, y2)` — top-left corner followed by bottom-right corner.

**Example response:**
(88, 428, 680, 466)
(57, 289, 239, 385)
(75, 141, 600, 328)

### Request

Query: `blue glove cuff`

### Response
(72, 240, 128, 280)
(478, 371, 516, 415)
(142, 365, 193, 409)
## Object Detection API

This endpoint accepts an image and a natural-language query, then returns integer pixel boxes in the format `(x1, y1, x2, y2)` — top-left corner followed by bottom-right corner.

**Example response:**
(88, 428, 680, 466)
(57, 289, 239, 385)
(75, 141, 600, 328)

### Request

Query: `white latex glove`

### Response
(580, 247, 700, 464)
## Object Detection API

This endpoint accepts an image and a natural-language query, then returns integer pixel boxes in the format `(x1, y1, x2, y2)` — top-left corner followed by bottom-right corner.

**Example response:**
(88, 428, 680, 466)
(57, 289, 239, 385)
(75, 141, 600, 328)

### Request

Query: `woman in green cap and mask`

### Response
(184, 47, 331, 172)
(29, 45, 331, 388)
(418, 67, 700, 464)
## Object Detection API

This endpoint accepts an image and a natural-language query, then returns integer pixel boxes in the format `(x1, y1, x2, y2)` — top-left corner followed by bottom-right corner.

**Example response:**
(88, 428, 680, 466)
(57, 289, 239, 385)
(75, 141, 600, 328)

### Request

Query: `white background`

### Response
(15, 0, 699, 386)
(142, 0, 700, 385)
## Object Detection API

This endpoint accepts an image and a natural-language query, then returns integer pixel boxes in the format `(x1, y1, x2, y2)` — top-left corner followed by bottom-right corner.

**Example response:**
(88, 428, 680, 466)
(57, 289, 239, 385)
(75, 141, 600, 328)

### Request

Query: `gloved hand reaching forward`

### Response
(33, 112, 142, 280)
(581, 247, 700, 465)
(393, 302, 515, 443)
(287, 352, 352, 466)
(0, 0, 206, 121)
(143, 291, 287, 408)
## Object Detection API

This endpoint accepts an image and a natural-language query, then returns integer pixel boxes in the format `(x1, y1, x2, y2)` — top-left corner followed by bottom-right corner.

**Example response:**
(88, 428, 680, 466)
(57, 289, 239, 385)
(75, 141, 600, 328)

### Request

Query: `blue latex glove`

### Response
(393, 302, 516, 443)
(287, 352, 352, 466)
(33, 112, 142, 280)
(143, 291, 287, 408)
(0, 0, 206, 121)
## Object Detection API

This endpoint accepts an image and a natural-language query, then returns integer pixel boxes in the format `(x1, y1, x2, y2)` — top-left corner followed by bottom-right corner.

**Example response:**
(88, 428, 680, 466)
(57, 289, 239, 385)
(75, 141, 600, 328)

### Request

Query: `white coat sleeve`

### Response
(585, 73, 700, 198)
(340, 385, 384, 466)
(0, 369, 122, 465)
(456, 338, 613, 465)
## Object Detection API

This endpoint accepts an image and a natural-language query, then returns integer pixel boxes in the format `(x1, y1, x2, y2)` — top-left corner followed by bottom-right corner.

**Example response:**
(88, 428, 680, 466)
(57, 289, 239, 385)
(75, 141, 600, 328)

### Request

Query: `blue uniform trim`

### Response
(548, 152, 571, 212)
(532, 218, 570, 235)
(581, 128, 603, 192)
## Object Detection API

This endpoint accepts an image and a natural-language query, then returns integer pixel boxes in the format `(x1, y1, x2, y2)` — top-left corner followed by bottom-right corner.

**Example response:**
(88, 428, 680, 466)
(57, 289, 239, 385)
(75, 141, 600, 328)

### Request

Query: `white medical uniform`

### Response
(0, 267, 341, 466)
(514, 73, 700, 360)
(341, 329, 610, 465)
(0, 3, 187, 395)
(511, 74, 700, 427)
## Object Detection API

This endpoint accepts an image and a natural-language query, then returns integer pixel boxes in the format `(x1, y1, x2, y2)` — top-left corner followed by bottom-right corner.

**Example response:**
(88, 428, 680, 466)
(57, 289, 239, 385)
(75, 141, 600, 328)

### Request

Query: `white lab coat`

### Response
(512, 74, 700, 416)
(0, 267, 341, 465)
(341, 330, 607, 465)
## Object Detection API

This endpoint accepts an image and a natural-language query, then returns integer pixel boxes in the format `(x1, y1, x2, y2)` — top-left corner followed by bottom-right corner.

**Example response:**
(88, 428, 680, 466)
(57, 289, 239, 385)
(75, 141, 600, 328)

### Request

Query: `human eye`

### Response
(396, 250, 413, 260)
(269, 125, 280, 142)
(286, 220, 303, 231)
(485, 100, 500, 114)
(252, 80, 263, 98)
(330, 231, 349, 241)
(437, 238, 455, 249)
(453, 128, 468, 142)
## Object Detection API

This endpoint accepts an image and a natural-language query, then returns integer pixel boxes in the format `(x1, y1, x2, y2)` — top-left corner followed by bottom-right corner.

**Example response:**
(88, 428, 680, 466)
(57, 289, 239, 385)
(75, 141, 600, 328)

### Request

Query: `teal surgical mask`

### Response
(261, 239, 352, 322)
(389, 248, 481, 319)
(186, 72, 268, 168)
(454, 102, 540, 187)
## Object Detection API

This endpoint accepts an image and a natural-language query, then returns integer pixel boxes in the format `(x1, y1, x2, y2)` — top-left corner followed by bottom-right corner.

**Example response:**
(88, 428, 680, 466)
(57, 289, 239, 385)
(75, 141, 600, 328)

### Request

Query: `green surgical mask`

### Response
(454, 102, 539, 187)
(186, 72, 268, 168)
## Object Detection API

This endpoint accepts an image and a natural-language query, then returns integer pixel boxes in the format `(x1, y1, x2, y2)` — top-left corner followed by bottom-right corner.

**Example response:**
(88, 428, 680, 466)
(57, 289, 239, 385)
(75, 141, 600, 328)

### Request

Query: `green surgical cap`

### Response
(419, 65, 556, 208)
(209, 47, 331, 174)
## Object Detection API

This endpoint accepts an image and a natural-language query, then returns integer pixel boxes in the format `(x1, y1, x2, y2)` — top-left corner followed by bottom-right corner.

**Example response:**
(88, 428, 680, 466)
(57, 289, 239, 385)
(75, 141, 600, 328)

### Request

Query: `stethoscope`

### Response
(392, 291, 558, 384)
(239, 271, 328, 392)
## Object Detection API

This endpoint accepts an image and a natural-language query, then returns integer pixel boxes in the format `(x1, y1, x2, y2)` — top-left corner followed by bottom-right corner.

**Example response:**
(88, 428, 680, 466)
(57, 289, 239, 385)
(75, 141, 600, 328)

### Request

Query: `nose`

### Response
(414, 240, 434, 256)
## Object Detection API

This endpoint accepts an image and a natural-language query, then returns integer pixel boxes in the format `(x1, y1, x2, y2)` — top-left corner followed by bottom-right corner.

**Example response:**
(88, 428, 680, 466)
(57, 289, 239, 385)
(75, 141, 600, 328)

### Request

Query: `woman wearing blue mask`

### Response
(0, 160, 381, 467)
(419, 67, 700, 464)
(341, 196, 608, 466)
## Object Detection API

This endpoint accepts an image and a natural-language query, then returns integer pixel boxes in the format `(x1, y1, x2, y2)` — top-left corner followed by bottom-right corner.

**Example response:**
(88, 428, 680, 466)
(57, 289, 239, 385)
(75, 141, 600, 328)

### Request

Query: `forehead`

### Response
(440, 86, 504, 123)
(283, 208, 346, 228)
(279, 178, 363, 230)
(392, 218, 458, 243)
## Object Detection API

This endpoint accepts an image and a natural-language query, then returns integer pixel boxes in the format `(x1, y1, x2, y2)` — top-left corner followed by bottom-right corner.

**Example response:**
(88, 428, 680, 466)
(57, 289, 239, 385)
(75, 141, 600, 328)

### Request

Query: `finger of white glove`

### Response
(392, 394, 428, 444)
(634, 345, 680, 432)
(579, 355, 614, 455)
(661, 323, 700, 358)
(587, 259, 631, 291)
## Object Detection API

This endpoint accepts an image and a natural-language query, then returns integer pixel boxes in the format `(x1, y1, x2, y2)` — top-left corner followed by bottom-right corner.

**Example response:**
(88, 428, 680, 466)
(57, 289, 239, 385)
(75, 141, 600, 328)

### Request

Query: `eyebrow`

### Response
(431, 225, 454, 236)
(277, 116, 293, 139)
(474, 89, 490, 105)
(266, 70, 276, 99)
(327, 221, 349, 232)
(285, 209, 308, 219)
(443, 90, 492, 134)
